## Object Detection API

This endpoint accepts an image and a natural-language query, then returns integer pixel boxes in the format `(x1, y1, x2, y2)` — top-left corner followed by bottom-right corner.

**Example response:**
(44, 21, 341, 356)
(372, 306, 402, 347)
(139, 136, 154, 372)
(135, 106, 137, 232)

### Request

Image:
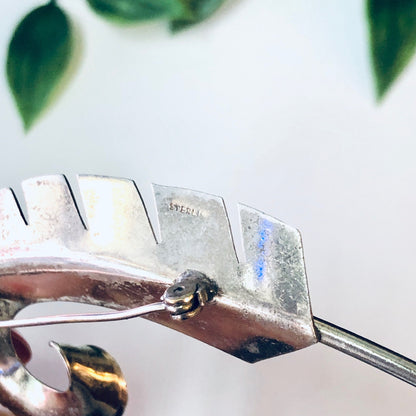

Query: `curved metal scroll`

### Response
(0, 175, 317, 415)
(0, 302, 127, 416)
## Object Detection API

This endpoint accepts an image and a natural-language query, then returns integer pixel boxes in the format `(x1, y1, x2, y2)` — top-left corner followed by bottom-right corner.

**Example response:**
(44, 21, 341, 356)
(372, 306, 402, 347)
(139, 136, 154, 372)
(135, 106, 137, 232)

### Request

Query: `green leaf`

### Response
(86, 0, 185, 23)
(7, 2, 73, 130)
(170, 0, 225, 32)
(367, 0, 416, 100)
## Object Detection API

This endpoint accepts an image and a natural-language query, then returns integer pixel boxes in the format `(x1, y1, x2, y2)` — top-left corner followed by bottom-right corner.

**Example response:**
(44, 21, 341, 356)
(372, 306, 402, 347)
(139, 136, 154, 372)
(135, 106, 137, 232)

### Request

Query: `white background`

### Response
(1, 1, 416, 415)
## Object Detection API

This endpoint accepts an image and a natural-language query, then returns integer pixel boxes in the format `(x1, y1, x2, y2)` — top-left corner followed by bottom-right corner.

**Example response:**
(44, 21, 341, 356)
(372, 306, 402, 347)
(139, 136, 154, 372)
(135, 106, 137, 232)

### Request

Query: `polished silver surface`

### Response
(0, 271, 217, 328)
(153, 184, 317, 356)
(0, 175, 317, 415)
(314, 317, 416, 387)
(0, 175, 415, 416)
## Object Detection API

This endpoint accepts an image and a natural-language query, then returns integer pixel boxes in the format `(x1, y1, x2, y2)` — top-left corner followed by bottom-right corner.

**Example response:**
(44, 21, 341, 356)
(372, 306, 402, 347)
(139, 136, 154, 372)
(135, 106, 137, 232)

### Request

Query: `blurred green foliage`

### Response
(170, 0, 226, 31)
(6, 0, 416, 131)
(6, 0, 226, 131)
(368, 0, 416, 100)
(7, 2, 72, 130)
(86, 0, 187, 23)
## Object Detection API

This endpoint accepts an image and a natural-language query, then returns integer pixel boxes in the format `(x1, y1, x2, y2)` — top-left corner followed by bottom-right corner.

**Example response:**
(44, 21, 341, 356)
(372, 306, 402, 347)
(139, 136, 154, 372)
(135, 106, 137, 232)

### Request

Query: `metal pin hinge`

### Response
(162, 270, 218, 320)
(0, 270, 415, 387)
(2, 175, 416, 416)
(0, 270, 218, 329)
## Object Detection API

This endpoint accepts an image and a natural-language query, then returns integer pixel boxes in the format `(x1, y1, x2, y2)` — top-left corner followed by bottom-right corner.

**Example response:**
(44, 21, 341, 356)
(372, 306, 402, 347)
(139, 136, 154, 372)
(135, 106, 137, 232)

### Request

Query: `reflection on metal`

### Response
(0, 175, 414, 415)
(314, 318, 416, 387)
(0, 271, 217, 328)
(0, 326, 127, 416)
(52, 343, 128, 416)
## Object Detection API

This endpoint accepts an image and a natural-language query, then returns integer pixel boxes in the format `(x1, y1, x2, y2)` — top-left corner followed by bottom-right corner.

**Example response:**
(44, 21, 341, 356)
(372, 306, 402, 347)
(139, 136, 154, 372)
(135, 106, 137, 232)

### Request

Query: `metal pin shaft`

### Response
(1, 308, 416, 387)
(0, 274, 211, 329)
(314, 317, 416, 387)
(0, 302, 166, 329)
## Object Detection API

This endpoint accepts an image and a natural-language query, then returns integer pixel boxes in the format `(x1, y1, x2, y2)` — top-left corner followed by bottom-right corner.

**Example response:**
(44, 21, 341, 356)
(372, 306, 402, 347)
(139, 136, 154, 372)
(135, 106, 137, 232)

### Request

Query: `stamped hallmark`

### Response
(169, 201, 203, 217)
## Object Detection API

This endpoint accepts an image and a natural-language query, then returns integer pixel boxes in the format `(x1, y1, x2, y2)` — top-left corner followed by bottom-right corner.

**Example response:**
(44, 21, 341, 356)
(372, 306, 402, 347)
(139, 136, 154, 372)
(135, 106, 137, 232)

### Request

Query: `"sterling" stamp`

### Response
(169, 201, 203, 217)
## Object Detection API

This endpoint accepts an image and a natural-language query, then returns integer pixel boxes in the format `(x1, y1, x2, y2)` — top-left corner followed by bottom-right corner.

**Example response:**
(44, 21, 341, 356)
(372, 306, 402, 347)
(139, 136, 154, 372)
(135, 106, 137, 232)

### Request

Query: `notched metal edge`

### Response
(21, 175, 86, 229)
(0, 176, 318, 365)
(77, 175, 159, 270)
